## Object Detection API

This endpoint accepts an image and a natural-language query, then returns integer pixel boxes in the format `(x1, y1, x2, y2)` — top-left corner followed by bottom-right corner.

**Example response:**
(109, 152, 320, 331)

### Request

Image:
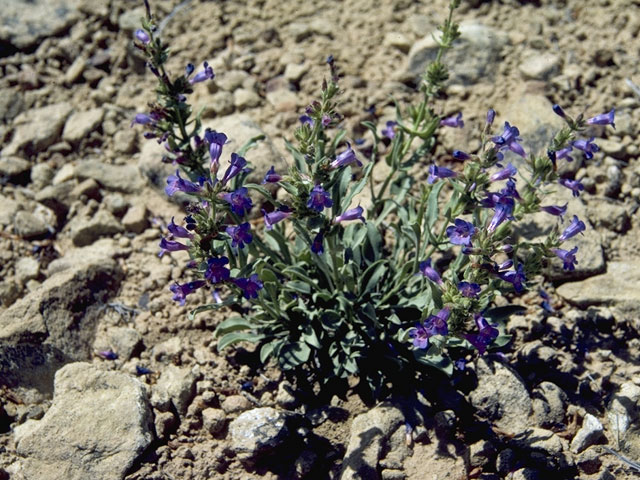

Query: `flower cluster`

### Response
(131, 1, 610, 401)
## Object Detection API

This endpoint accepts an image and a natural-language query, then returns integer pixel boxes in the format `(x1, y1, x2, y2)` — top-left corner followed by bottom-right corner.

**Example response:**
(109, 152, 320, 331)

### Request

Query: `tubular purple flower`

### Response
(307, 185, 333, 212)
(464, 314, 499, 354)
(226, 222, 253, 249)
(158, 237, 189, 257)
(571, 137, 599, 160)
(540, 203, 568, 219)
(586, 108, 615, 129)
(446, 219, 476, 246)
(168, 217, 193, 239)
(552, 104, 566, 118)
(299, 115, 314, 126)
(552, 246, 579, 271)
(486, 108, 496, 125)
(492, 122, 526, 157)
(499, 263, 526, 292)
(322, 115, 331, 127)
(205, 257, 230, 284)
(409, 323, 430, 349)
(235, 274, 263, 299)
(204, 130, 227, 172)
(555, 146, 573, 161)
(498, 259, 513, 271)
(440, 113, 464, 128)
(381, 121, 397, 139)
(330, 143, 362, 169)
(487, 195, 515, 233)
(490, 163, 517, 182)
(165, 170, 201, 197)
(135, 29, 150, 44)
(333, 206, 365, 224)
(170, 280, 206, 306)
(262, 166, 282, 184)
(131, 113, 153, 128)
(221, 153, 248, 186)
(424, 308, 450, 337)
(311, 231, 324, 254)
(558, 178, 584, 197)
(427, 165, 457, 184)
(452, 150, 470, 161)
(98, 350, 118, 360)
(419, 259, 443, 285)
(458, 281, 481, 298)
(559, 215, 586, 242)
(189, 61, 214, 84)
(185, 63, 195, 76)
(262, 207, 292, 230)
(222, 188, 253, 217)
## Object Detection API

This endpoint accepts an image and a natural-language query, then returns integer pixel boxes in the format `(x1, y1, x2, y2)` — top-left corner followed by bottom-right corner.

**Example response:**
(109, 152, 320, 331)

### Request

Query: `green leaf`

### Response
(342, 161, 374, 210)
(301, 325, 322, 349)
(214, 316, 254, 337)
(188, 298, 236, 320)
(280, 341, 311, 369)
(359, 259, 387, 296)
(244, 183, 277, 204)
(414, 348, 453, 376)
(426, 181, 446, 230)
(491, 334, 513, 348)
(286, 280, 312, 295)
(260, 340, 280, 363)
(285, 139, 308, 173)
(238, 134, 265, 156)
(217, 331, 264, 351)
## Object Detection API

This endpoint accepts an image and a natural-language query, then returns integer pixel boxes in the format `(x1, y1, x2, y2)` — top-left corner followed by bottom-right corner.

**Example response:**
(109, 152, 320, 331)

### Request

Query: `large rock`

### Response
(470, 357, 532, 435)
(0, 0, 81, 50)
(340, 403, 404, 480)
(229, 407, 293, 463)
(556, 261, 640, 316)
(67, 208, 123, 246)
(14, 362, 153, 480)
(0, 253, 123, 394)
(74, 159, 145, 193)
(407, 22, 508, 85)
(2, 103, 72, 156)
(151, 365, 198, 417)
(205, 114, 284, 185)
(62, 108, 104, 145)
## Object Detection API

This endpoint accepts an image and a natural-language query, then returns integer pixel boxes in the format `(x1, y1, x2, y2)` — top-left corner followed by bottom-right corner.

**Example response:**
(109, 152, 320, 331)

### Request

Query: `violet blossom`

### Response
(170, 280, 206, 306)
(440, 113, 464, 128)
(552, 246, 579, 270)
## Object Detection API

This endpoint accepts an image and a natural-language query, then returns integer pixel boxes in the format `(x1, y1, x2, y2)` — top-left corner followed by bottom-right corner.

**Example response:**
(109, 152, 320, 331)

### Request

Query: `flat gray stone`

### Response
(75, 159, 145, 193)
(470, 357, 532, 435)
(2, 103, 72, 156)
(0, 0, 81, 50)
(62, 108, 104, 145)
(152, 365, 198, 417)
(518, 53, 561, 81)
(15, 362, 153, 480)
(67, 209, 123, 247)
(570, 414, 604, 453)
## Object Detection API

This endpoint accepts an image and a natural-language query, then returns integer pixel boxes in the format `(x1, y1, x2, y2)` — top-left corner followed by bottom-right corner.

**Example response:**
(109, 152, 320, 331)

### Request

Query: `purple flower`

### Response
(540, 203, 567, 219)
(464, 314, 499, 355)
(497, 259, 513, 271)
(159, 237, 189, 256)
(334, 206, 365, 224)
(571, 137, 599, 160)
(382, 121, 397, 139)
(452, 150, 470, 161)
(440, 113, 464, 128)
(555, 146, 573, 162)
(552, 104, 566, 118)
(486, 108, 496, 126)
(559, 215, 586, 242)
(552, 246, 579, 270)
(222, 187, 253, 216)
(262, 166, 282, 184)
(189, 61, 214, 84)
(221, 153, 248, 186)
(586, 108, 615, 129)
(262, 207, 292, 230)
(168, 217, 193, 239)
(558, 178, 584, 197)
(165, 170, 201, 197)
(330, 144, 362, 169)
(427, 165, 457, 184)
(204, 129, 227, 170)
(458, 281, 481, 298)
(419, 259, 443, 285)
(205, 257, 230, 284)
(490, 163, 517, 182)
(135, 29, 151, 44)
(226, 222, 253, 249)
(409, 308, 450, 349)
(311, 231, 324, 254)
(322, 115, 331, 127)
(307, 185, 333, 212)
(299, 115, 314, 126)
(487, 195, 515, 232)
(499, 264, 526, 292)
(170, 280, 206, 306)
(98, 350, 118, 360)
(235, 274, 263, 299)
(492, 122, 526, 157)
(131, 113, 153, 128)
(185, 63, 195, 76)
(446, 219, 476, 246)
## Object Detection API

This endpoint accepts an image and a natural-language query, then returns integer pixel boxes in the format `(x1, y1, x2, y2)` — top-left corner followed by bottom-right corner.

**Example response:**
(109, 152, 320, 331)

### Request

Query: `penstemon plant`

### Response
(132, 0, 614, 402)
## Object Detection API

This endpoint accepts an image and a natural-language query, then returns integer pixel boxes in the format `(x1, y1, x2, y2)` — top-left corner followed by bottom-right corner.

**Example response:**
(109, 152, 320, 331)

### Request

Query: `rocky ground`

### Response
(1, 0, 640, 479)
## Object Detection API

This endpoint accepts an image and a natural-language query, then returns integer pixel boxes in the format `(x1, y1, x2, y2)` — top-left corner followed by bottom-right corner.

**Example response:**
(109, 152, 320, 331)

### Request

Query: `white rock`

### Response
(62, 108, 104, 144)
